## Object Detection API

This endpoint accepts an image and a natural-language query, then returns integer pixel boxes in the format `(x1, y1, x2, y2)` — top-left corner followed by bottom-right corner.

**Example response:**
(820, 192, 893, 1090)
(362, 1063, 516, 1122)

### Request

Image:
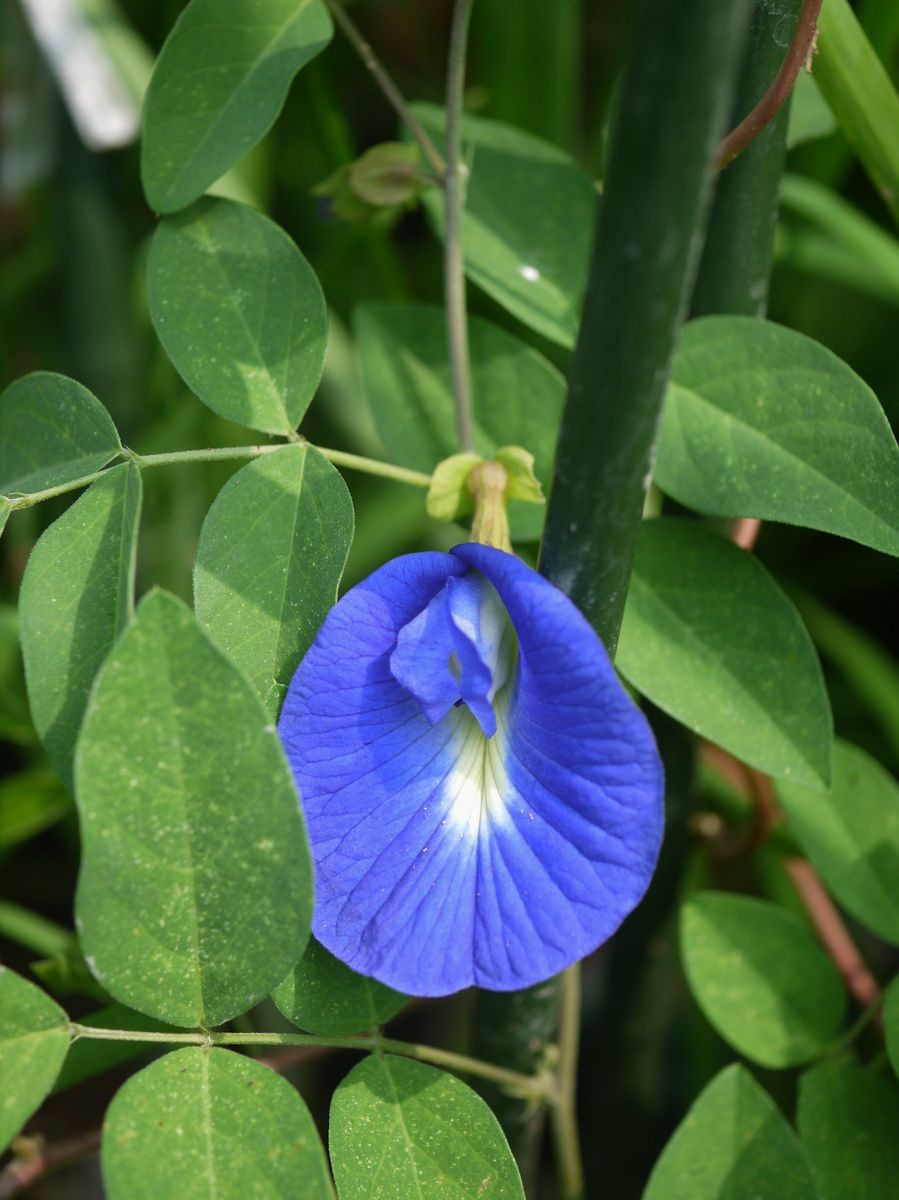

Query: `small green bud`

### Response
(349, 142, 425, 207)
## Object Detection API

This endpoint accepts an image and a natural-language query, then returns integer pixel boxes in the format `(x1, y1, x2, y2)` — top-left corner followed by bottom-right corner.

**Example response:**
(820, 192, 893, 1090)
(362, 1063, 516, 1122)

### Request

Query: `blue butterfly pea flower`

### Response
(279, 544, 664, 997)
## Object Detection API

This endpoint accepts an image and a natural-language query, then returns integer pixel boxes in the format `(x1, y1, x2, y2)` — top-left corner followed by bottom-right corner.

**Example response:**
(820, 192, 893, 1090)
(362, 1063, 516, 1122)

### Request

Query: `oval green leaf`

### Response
(643, 1064, 819, 1200)
(330, 1054, 524, 1200)
(20, 464, 142, 790)
(655, 316, 899, 556)
(102, 1047, 333, 1200)
(617, 519, 832, 788)
(798, 1063, 899, 1199)
(194, 444, 353, 716)
(141, 0, 333, 214)
(680, 892, 846, 1068)
(354, 303, 563, 540)
(778, 740, 899, 946)
(74, 589, 313, 1028)
(413, 105, 596, 347)
(148, 197, 328, 436)
(0, 967, 69, 1153)
(273, 939, 406, 1037)
(0, 372, 121, 498)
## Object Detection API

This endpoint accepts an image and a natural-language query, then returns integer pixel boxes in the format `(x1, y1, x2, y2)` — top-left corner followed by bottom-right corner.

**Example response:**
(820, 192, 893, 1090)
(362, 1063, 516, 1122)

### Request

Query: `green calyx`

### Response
(426, 446, 544, 552)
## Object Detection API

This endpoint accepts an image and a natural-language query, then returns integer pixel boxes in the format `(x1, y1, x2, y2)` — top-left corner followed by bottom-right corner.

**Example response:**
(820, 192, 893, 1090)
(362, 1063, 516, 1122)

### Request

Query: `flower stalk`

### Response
(468, 460, 512, 553)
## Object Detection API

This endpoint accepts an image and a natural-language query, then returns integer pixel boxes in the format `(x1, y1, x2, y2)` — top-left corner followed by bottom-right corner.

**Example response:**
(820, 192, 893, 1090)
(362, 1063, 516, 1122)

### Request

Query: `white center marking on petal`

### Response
(443, 703, 513, 840)
(519, 264, 540, 282)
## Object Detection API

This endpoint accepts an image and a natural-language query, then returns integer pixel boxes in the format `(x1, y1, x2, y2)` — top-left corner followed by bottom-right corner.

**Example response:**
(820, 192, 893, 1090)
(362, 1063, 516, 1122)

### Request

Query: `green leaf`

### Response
(20, 464, 142, 790)
(194, 444, 352, 716)
(0, 769, 70, 848)
(0, 498, 9, 538)
(330, 1055, 524, 1199)
(74, 590, 312, 1028)
(0, 967, 69, 1153)
(643, 1064, 819, 1200)
(884, 976, 899, 1082)
(617, 519, 832, 788)
(655, 317, 899, 556)
(102, 1047, 333, 1199)
(141, 0, 333, 213)
(680, 892, 846, 1068)
(273, 939, 406, 1037)
(148, 196, 328, 436)
(413, 105, 596, 347)
(354, 304, 563, 540)
(0, 372, 121, 497)
(816, 0, 899, 226)
(777, 740, 899, 946)
(792, 590, 899, 761)
(798, 1063, 899, 1199)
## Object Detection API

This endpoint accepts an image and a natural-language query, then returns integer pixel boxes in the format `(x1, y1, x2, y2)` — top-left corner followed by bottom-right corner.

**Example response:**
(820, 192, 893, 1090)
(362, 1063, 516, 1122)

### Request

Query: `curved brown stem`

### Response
(715, 0, 824, 170)
(0, 1132, 101, 1200)
(783, 857, 883, 1015)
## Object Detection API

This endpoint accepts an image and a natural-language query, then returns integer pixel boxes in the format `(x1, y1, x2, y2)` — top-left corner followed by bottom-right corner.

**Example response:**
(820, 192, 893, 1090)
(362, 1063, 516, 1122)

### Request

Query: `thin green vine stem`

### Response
(312, 446, 431, 488)
(550, 964, 584, 1200)
(5, 443, 432, 513)
(67, 1024, 546, 1097)
(444, 0, 476, 454)
(324, 0, 446, 178)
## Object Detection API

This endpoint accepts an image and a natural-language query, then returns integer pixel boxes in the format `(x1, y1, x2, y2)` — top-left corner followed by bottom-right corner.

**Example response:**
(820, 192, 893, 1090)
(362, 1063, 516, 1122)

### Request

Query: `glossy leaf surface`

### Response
(681, 892, 846, 1067)
(655, 317, 899, 556)
(617, 519, 832, 787)
(0, 967, 69, 1153)
(194, 444, 353, 716)
(778, 740, 899, 946)
(354, 304, 562, 539)
(273, 938, 406, 1036)
(644, 1065, 819, 1200)
(74, 590, 312, 1028)
(798, 1063, 899, 1199)
(330, 1055, 524, 1199)
(414, 105, 596, 347)
(148, 197, 327, 435)
(103, 1047, 333, 1199)
(142, 0, 333, 213)
(0, 373, 120, 498)
(20, 464, 142, 789)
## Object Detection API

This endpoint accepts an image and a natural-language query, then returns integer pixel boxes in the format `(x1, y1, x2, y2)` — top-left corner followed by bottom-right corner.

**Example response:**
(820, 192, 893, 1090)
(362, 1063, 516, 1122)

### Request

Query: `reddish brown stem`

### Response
(727, 516, 762, 551)
(783, 857, 883, 1015)
(715, 0, 824, 170)
(0, 1132, 101, 1200)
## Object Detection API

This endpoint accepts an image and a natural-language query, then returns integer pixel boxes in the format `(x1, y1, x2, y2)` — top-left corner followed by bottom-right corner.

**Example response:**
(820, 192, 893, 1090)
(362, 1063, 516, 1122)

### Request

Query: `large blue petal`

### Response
(278, 546, 664, 996)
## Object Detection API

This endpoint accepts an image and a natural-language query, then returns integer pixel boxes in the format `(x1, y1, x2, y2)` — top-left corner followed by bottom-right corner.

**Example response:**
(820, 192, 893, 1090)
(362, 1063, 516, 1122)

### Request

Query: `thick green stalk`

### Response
(693, 0, 805, 316)
(474, 5, 751, 1196)
(540, 0, 752, 655)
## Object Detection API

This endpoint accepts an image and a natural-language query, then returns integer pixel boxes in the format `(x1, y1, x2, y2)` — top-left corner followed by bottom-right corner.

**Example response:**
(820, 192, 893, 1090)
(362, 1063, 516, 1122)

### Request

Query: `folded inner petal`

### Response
(389, 570, 514, 739)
